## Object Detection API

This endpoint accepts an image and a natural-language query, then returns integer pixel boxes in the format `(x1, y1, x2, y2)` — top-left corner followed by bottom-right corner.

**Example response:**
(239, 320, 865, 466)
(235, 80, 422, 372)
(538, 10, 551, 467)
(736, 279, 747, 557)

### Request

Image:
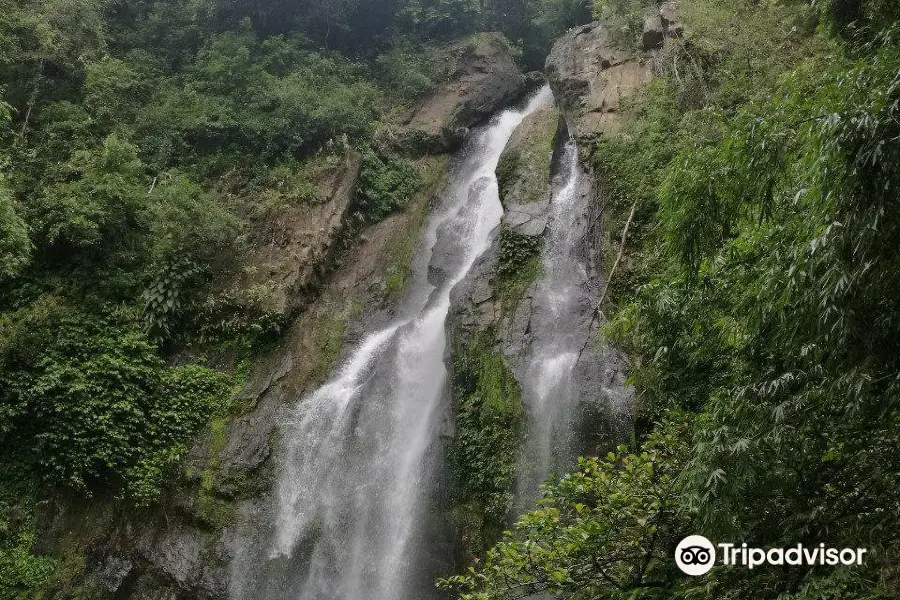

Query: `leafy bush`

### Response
(497, 226, 542, 278)
(0, 179, 30, 282)
(0, 307, 233, 503)
(375, 47, 435, 101)
(441, 422, 692, 599)
(592, 0, 660, 45)
(27, 134, 146, 253)
(354, 149, 422, 222)
(0, 493, 57, 600)
(495, 227, 544, 311)
(135, 29, 381, 169)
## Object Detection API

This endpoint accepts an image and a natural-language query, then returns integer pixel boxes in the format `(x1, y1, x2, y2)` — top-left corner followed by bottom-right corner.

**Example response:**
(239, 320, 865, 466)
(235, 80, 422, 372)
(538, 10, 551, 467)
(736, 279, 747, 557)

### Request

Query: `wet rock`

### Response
(448, 239, 502, 341)
(400, 33, 525, 152)
(146, 527, 203, 587)
(98, 555, 133, 592)
(497, 104, 560, 237)
(642, 14, 665, 50)
(216, 387, 282, 497)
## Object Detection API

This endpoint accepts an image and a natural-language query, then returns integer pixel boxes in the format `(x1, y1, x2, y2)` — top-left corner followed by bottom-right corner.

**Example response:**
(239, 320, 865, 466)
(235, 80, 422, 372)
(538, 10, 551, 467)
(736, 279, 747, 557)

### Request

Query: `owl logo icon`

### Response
(676, 535, 716, 575)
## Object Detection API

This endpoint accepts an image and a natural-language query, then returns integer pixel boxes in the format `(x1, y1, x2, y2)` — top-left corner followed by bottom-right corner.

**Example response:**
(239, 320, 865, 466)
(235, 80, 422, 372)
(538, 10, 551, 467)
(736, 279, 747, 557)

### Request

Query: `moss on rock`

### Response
(446, 329, 524, 562)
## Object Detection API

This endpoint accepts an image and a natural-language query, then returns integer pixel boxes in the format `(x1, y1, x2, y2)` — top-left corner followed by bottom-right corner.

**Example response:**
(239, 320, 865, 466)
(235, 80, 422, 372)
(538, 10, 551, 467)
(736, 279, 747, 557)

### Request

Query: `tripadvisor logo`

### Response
(676, 535, 716, 575)
(675, 536, 868, 576)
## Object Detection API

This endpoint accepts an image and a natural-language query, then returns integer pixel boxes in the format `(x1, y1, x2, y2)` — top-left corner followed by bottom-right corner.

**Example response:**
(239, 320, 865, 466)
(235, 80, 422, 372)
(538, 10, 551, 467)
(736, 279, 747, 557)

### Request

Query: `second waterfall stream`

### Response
(230, 87, 554, 600)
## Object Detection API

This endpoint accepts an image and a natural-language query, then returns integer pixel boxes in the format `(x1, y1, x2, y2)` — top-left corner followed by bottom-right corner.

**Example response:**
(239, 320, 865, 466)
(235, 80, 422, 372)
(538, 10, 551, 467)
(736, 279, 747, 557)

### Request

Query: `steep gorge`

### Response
(7, 0, 898, 597)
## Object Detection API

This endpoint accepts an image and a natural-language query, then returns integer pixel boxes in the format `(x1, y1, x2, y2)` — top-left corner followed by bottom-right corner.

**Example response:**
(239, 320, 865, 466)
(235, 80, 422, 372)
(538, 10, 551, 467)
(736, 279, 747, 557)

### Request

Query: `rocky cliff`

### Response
(545, 2, 681, 146)
(399, 33, 527, 153)
(443, 9, 679, 567)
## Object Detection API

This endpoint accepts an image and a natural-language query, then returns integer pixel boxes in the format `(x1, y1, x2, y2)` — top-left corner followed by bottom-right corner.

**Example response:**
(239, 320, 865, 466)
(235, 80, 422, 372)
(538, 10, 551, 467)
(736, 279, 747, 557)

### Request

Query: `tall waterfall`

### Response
(515, 134, 628, 504)
(230, 87, 553, 600)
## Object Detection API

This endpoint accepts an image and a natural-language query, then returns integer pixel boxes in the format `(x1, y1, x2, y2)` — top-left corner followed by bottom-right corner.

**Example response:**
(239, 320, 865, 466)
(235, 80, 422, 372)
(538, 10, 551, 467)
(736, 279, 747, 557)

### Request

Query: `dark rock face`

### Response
(446, 113, 634, 525)
(400, 33, 526, 152)
(447, 106, 564, 362)
(643, 14, 665, 50)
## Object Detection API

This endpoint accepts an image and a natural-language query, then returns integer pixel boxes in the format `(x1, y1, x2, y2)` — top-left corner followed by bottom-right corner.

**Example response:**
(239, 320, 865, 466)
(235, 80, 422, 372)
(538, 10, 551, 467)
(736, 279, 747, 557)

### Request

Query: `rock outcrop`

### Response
(400, 33, 526, 152)
(546, 3, 682, 146)
(235, 152, 361, 320)
(498, 103, 559, 236)
(545, 22, 651, 144)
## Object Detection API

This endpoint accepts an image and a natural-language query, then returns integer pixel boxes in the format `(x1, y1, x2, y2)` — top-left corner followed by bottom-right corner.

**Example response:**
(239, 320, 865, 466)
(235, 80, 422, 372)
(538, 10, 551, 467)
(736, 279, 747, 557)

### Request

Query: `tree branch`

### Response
(578, 200, 637, 359)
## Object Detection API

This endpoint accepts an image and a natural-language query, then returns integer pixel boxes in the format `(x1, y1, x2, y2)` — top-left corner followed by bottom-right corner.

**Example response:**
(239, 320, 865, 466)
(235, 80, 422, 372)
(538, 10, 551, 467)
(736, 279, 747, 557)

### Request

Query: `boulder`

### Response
(497, 104, 561, 237)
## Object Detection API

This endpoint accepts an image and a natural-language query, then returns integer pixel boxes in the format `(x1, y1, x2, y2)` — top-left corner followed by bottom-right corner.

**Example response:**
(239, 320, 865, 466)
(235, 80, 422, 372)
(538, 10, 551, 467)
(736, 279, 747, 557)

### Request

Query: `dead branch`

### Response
(578, 200, 637, 359)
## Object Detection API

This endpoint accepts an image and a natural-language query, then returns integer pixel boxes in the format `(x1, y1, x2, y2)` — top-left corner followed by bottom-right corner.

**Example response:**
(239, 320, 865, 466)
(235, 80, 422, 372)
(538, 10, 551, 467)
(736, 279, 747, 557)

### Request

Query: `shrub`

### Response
(592, 0, 660, 45)
(0, 307, 233, 503)
(447, 330, 525, 559)
(0, 179, 30, 282)
(354, 149, 422, 222)
(375, 47, 435, 101)
(27, 134, 146, 253)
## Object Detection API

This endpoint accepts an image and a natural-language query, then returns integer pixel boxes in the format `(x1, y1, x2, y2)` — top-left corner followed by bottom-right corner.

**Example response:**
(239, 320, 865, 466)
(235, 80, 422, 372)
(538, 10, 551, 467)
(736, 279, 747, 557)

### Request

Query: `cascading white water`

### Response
(230, 86, 553, 600)
(516, 135, 602, 502)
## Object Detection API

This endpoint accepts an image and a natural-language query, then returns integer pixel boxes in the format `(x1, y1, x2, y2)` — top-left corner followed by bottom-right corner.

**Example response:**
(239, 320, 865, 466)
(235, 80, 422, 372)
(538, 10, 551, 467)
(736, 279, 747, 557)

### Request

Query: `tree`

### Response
(0, 179, 30, 282)
(440, 422, 693, 600)
(0, 0, 106, 136)
(27, 134, 146, 254)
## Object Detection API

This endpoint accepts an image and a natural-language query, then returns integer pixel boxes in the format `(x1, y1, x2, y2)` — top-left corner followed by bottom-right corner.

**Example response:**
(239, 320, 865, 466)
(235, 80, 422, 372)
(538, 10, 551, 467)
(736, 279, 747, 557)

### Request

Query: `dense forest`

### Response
(1, 0, 899, 598)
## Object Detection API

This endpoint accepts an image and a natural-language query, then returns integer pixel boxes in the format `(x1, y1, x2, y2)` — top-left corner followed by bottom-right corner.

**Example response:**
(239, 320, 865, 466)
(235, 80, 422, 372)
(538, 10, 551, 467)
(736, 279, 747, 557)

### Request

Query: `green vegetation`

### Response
(495, 150, 521, 199)
(354, 150, 422, 223)
(382, 156, 449, 300)
(441, 421, 692, 598)
(0, 307, 234, 503)
(593, 0, 661, 44)
(307, 310, 351, 385)
(495, 226, 544, 311)
(447, 0, 900, 599)
(447, 331, 525, 561)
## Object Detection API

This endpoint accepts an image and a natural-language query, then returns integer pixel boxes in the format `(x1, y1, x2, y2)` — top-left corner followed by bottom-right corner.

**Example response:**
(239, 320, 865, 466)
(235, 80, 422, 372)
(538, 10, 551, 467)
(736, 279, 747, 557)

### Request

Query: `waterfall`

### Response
(230, 86, 554, 600)
(515, 134, 630, 505)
